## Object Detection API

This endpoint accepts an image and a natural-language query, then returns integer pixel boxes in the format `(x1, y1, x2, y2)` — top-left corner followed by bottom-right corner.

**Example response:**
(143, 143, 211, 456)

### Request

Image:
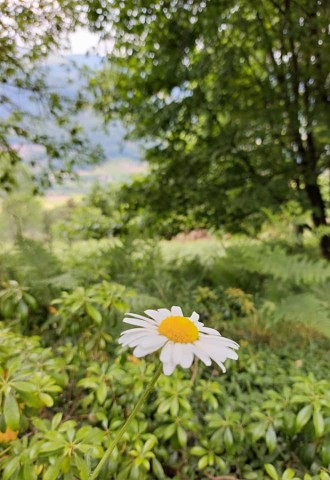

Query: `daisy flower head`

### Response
(119, 306, 239, 376)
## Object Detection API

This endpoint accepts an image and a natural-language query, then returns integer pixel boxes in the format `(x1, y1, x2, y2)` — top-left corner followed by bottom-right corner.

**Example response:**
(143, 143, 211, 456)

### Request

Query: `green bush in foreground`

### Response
(0, 323, 330, 479)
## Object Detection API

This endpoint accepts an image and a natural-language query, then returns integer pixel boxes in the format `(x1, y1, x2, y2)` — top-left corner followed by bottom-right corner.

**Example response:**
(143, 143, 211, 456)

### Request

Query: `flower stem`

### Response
(88, 363, 163, 480)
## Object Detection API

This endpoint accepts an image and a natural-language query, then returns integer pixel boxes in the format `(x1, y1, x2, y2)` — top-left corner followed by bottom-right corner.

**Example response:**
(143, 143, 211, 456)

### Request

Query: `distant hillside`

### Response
(1, 54, 145, 203)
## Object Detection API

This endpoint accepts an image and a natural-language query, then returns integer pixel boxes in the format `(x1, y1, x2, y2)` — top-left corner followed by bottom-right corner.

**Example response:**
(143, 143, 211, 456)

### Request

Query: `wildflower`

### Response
(119, 306, 239, 375)
(91, 306, 239, 479)
(0, 427, 18, 443)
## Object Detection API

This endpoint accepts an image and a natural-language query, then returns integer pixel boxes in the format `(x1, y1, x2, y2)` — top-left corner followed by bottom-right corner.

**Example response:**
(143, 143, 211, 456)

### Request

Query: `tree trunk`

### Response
(305, 181, 330, 260)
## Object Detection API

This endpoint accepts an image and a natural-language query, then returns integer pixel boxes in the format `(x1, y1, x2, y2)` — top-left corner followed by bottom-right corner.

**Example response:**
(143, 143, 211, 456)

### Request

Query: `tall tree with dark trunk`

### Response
(92, 0, 330, 257)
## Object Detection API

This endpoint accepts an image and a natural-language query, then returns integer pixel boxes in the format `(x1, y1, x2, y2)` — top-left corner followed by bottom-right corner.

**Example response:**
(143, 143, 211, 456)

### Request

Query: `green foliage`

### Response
(0, 192, 44, 241)
(91, 0, 330, 257)
(1, 322, 330, 479)
(52, 204, 114, 241)
(211, 242, 330, 337)
(0, 280, 38, 328)
(0, 325, 66, 433)
(0, 0, 104, 192)
(50, 281, 134, 342)
(1, 214, 330, 479)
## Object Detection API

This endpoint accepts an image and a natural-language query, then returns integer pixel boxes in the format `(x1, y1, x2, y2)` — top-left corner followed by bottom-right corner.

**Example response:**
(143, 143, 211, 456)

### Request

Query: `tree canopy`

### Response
(92, 0, 330, 257)
(0, 0, 104, 192)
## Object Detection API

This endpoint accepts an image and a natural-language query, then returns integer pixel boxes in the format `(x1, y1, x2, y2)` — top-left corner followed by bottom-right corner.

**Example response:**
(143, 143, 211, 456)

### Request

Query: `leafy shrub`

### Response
(1, 229, 330, 479)
(0, 325, 66, 434)
(52, 204, 113, 241)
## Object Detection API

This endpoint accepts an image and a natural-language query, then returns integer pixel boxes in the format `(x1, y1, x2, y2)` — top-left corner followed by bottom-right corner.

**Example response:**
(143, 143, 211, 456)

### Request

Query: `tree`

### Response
(92, 0, 330, 257)
(0, 0, 104, 192)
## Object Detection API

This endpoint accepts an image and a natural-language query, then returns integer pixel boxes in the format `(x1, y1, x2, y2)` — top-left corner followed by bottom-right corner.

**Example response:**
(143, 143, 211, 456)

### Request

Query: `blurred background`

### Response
(0, 1, 330, 479)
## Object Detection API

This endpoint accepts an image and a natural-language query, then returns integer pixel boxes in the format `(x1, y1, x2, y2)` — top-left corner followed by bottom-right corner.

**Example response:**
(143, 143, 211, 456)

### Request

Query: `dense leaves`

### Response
(91, 0, 330, 257)
(1, 224, 330, 478)
(0, 0, 104, 192)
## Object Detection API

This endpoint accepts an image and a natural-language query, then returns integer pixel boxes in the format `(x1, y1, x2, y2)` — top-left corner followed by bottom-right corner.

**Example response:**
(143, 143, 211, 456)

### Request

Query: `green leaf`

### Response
(86, 303, 102, 324)
(198, 455, 209, 470)
(295, 404, 312, 432)
(142, 436, 157, 453)
(264, 464, 279, 480)
(23, 292, 37, 309)
(77, 378, 98, 389)
(39, 441, 64, 454)
(162, 423, 176, 440)
(12, 381, 37, 393)
(44, 457, 63, 480)
(75, 453, 90, 480)
(152, 458, 165, 480)
(322, 444, 330, 464)
(313, 408, 324, 437)
(170, 398, 179, 416)
(282, 469, 295, 480)
(24, 461, 36, 480)
(96, 382, 107, 405)
(191, 446, 207, 456)
(51, 412, 63, 430)
(265, 425, 277, 453)
(250, 421, 267, 441)
(320, 473, 330, 480)
(224, 427, 233, 449)
(177, 425, 187, 447)
(18, 300, 29, 320)
(4, 392, 20, 431)
(39, 392, 54, 407)
(0, 414, 6, 433)
(3, 457, 20, 480)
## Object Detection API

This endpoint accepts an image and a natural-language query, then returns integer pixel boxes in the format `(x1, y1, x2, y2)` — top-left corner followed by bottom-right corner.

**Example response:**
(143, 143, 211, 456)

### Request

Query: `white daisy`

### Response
(118, 306, 239, 376)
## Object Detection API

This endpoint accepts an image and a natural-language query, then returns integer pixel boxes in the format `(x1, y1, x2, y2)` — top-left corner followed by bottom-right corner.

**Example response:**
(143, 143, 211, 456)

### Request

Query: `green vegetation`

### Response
(0, 195, 330, 478)
(92, 0, 330, 258)
(0, 0, 105, 191)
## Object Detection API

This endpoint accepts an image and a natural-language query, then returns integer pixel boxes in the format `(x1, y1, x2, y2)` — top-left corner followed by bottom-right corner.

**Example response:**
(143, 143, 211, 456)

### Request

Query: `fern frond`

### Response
(226, 244, 330, 285)
(261, 291, 330, 338)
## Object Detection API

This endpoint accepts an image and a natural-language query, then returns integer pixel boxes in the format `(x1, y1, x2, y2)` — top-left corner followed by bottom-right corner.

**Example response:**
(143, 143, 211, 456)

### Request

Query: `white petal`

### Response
(171, 306, 183, 316)
(144, 309, 170, 322)
(196, 339, 237, 372)
(162, 362, 176, 376)
(120, 327, 147, 336)
(133, 337, 167, 357)
(207, 348, 230, 363)
(199, 326, 221, 336)
(138, 335, 167, 349)
(190, 311, 200, 322)
(144, 310, 162, 323)
(211, 357, 226, 372)
(123, 318, 156, 328)
(191, 345, 212, 366)
(120, 327, 156, 339)
(179, 345, 194, 368)
(119, 333, 151, 347)
(157, 308, 172, 318)
(172, 343, 184, 365)
(132, 346, 148, 358)
(160, 342, 173, 362)
(199, 334, 239, 349)
(223, 348, 239, 360)
(125, 312, 159, 325)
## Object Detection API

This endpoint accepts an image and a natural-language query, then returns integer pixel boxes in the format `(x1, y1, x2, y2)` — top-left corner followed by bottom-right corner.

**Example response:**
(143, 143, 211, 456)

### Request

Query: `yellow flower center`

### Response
(158, 316, 199, 343)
